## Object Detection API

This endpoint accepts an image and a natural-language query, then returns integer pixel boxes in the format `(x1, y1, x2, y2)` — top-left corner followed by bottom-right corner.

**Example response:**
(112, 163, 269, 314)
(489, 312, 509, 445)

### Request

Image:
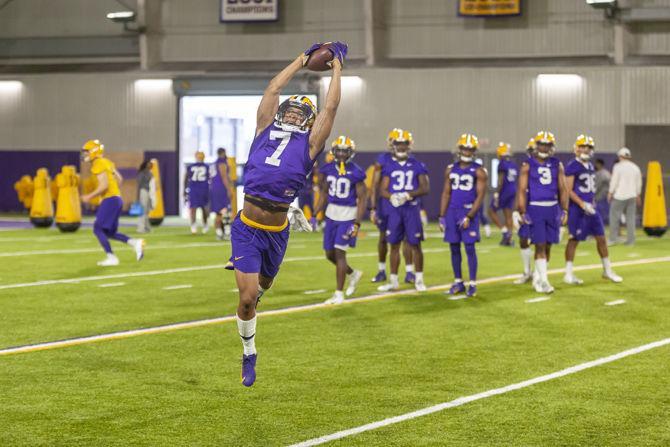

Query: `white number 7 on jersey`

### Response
(265, 130, 292, 167)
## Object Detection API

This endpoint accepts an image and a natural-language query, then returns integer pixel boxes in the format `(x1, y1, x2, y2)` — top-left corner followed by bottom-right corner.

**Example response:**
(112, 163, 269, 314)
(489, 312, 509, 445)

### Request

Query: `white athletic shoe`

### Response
(345, 270, 363, 297)
(484, 224, 492, 238)
(377, 282, 399, 292)
(133, 239, 145, 261)
(514, 272, 532, 285)
(540, 280, 555, 294)
(563, 274, 583, 285)
(414, 279, 427, 292)
(97, 254, 119, 267)
(324, 293, 345, 305)
(603, 271, 623, 283)
(202, 225, 210, 234)
(190, 224, 198, 235)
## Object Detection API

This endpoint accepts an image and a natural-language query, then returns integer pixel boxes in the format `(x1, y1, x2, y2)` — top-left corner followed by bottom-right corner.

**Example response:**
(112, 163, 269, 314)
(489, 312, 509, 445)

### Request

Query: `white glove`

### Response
(288, 206, 313, 232)
(512, 210, 522, 230)
(390, 192, 411, 208)
(583, 203, 596, 216)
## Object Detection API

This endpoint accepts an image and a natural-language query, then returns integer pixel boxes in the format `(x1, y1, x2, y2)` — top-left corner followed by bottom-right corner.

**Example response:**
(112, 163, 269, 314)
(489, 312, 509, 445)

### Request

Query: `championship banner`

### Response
(459, 0, 521, 17)
(220, 0, 279, 23)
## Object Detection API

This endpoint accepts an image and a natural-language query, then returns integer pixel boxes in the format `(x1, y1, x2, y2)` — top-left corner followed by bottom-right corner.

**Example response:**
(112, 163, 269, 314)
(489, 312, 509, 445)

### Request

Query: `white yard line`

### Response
(0, 256, 667, 357)
(97, 282, 125, 288)
(605, 299, 626, 306)
(447, 294, 467, 301)
(0, 242, 225, 258)
(304, 289, 327, 295)
(288, 337, 670, 447)
(0, 248, 448, 291)
(162, 285, 193, 291)
(526, 296, 551, 303)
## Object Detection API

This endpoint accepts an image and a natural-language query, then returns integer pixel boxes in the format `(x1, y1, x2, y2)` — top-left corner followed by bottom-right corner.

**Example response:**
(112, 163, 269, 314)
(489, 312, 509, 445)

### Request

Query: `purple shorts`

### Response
(518, 223, 531, 240)
(95, 196, 123, 233)
(210, 187, 230, 213)
(528, 204, 560, 245)
(323, 218, 357, 251)
(568, 203, 605, 241)
(188, 187, 209, 209)
(228, 213, 289, 279)
(490, 193, 515, 211)
(375, 201, 388, 233)
(443, 207, 480, 244)
(386, 205, 423, 245)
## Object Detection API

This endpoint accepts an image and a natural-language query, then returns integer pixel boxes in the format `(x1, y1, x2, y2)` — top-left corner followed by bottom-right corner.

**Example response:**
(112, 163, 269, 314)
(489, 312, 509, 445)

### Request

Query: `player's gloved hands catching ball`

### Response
(343, 222, 360, 240)
(438, 216, 446, 232)
(288, 205, 313, 232)
(327, 41, 348, 66)
(582, 202, 596, 216)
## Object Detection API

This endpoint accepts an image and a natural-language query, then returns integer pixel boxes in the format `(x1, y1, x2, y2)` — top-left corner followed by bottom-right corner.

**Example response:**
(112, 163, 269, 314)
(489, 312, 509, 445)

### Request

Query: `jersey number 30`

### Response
(265, 131, 292, 167)
(326, 175, 351, 199)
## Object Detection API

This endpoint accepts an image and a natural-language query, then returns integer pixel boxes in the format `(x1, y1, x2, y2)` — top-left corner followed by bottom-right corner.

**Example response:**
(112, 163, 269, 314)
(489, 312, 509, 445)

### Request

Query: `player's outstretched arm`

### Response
(355, 181, 368, 224)
(309, 59, 342, 160)
(256, 55, 305, 135)
(410, 174, 430, 198)
(558, 162, 569, 213)
(469, 167, 488, 217)
(516, 162, 529, 214)
(439, 166, 453, 217)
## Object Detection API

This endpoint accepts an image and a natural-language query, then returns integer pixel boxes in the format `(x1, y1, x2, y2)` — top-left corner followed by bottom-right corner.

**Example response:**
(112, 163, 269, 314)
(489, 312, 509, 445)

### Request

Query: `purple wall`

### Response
(0, 150, 80, 212)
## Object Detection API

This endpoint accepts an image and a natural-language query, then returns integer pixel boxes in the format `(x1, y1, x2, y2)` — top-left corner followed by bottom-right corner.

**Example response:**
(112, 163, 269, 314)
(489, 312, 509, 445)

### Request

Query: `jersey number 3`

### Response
(265, 130, 292, 167)
(538, 167, 553, 185)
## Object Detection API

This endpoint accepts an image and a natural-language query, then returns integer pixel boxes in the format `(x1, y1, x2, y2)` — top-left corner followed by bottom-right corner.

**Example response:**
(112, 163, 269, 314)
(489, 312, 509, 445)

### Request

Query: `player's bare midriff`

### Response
(243, 194, 289, 227)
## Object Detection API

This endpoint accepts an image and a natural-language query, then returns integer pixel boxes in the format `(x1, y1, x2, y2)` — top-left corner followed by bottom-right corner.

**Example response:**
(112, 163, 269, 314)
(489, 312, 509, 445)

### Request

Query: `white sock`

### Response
(216, 228, 223, 236)
(415, 271, 423, 282)
(378, 262, 386, 272)
(535, 258, 548, 282)
(389, 274, 399, 286)
(565, 261, 574, 277)
(107, 253, 118, 260)
(521, 248, 532, 275)
(334, 290, 344, 299)
(224, 225, 231, 236)
(454, 278, 463, 283)
(469, 280, 476, 287)
(126, 238, 136, 246)
(602, 257, 612, 274)
(405, 264, 414, 273)
(236, 315, 257, 356)
(501, 226, 508, 234)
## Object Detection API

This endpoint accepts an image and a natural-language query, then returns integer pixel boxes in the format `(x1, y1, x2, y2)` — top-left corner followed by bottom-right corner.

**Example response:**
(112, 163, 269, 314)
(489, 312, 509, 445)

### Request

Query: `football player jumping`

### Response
(440, 134, 488, 298)
(377, 129, 430, 292)
(563, 135, 622, 284)
(516, 131, 569, 294)
(314, 136, 367, 304)
(80, 139, 145, 266)
(225, 42, 347, 387)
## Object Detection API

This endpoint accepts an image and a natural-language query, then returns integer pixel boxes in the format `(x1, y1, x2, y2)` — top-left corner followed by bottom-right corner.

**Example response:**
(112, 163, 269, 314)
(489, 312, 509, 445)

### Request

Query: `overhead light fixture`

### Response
(536, 74, 584, 89)
(106, 11, 136, 22)
(0, 80, 23, 93)
(586, 0, 616, 7)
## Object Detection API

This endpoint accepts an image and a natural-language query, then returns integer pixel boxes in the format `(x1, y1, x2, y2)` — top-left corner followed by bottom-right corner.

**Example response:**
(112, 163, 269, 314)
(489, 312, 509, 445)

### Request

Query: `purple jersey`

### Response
(447, 162, 479, 209)
(498, 158, 518, 198)
(244, 123, 314, 204)
(320, 161, 366, 207)
(381, 156, 428, 208)
(187, 162, 210, 190)
(527, 156, 560, 203)
(565, 159, 596, 204)
(210, 157, 228, 191)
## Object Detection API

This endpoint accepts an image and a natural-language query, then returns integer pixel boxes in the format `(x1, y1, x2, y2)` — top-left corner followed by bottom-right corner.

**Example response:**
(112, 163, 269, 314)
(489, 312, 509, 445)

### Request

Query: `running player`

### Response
(513, 138, 536, 284)
(377, 129, 429, 292)
(487, 142, 518, 246)
(440, 134, 487, 297)
(564, 135, 622, 284)
(314, 136, 367, 304)
(369, 129, 416, 284)
(226, 42, 346, 387)
(210, 147, 234, 241)
(80, 139, 144, 266)
(516, 131, 569, 293)
(184, 151, 211, 234)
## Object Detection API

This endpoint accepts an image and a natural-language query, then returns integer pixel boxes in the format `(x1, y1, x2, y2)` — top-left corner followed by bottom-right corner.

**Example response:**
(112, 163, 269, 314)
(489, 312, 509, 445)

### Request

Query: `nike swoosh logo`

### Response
(234, 256, 244, 261)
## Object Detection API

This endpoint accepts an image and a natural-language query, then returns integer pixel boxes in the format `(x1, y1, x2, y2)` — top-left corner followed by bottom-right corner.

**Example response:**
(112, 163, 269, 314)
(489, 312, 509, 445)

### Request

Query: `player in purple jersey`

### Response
(488, 142, 518, 247)
(184, 151, 211, 234)
(210, 147, 235, 241)
(439, 134, 488, 298)
(377, 129, 430, 292)
(563, 135, 622, 284)
(225, 42, 346, 387)
(314, 136, 367, 304)
(513, 139, 537, 284)
(517, 131, 568, 294)
(369, 129, 416, 284)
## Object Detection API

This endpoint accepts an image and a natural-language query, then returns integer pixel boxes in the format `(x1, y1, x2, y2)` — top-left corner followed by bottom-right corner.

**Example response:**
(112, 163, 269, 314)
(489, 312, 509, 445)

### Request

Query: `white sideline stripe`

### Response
(447, 294, 467, 301)
(0, 242, 225, 258)
(605, 299, 626, 306)
(288, 337, 670, 447)
(526, 296, 550, 303)
(1, 256, 667, 358)
(304, 289, 327, 295)
(0, 248, 448, 291)
(627, 253, 640, 258)
(97, 282, 125, 288)
(163, 285, 192, 291)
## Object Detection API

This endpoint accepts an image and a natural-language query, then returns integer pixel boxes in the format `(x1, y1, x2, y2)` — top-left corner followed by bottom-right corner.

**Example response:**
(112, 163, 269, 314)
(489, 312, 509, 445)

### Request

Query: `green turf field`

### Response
(0, 222, 668, 446)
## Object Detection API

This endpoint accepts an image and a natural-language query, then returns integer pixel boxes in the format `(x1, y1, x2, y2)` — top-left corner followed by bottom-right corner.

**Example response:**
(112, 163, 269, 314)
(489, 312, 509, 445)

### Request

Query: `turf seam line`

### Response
(288, 337, 670, 447)
(0, 256, 667, 357)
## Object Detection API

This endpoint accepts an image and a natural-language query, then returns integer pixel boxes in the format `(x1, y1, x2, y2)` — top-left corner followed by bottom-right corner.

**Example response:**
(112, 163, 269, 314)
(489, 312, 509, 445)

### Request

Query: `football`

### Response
(306, 44, 334, 72)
